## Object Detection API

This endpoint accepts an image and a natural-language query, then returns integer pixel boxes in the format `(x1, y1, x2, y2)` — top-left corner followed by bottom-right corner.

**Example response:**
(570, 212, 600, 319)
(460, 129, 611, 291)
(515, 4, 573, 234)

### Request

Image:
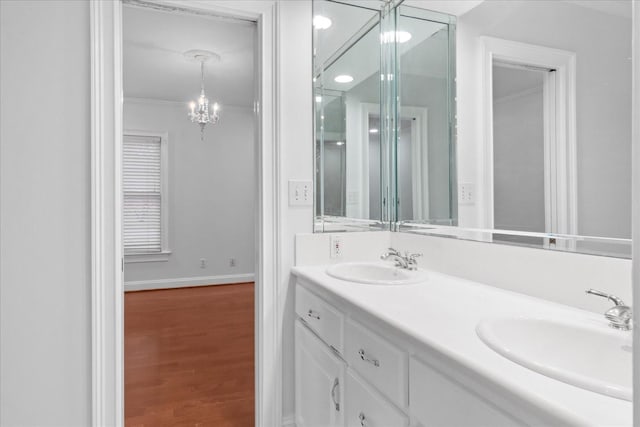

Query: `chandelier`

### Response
(185, 50, 221, 140)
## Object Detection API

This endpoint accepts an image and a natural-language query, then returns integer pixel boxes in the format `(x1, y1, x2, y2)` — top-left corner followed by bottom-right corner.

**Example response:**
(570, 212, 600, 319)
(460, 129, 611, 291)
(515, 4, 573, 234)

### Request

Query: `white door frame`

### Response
(632, 4, 640, 427)
(479, 36, 577, 235)
(359, 104, 428, 220)
(90, 1, 282, 426)
(400, 106, 429, 220)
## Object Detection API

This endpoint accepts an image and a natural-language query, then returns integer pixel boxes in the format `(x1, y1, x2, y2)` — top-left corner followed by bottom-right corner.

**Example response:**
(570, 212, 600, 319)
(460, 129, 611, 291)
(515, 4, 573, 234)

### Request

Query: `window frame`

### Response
(123, 129, 171, 263)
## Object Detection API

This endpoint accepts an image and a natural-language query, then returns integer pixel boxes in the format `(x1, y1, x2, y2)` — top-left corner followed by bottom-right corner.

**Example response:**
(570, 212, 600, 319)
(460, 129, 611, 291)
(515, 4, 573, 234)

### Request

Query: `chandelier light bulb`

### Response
(186, 52, 221, 141)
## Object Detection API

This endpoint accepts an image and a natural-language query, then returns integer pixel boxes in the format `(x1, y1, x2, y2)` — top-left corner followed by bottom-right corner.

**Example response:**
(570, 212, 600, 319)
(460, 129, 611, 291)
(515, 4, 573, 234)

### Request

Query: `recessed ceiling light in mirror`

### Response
(334, 75, 354, 83)
(313, 15, 332, 30)
(336, 141, 344, 146)
(380, 31, 412, 44)
(315, 96, 322, 103)
(369, 128, 379, 134)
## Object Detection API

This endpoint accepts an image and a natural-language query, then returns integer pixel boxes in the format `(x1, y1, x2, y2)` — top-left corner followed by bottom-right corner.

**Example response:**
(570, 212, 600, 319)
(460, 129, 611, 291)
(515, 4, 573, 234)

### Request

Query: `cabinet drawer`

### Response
(345, 369, 408, 427)
(296, 284, 344, 354)
(345, 319, 408, 408)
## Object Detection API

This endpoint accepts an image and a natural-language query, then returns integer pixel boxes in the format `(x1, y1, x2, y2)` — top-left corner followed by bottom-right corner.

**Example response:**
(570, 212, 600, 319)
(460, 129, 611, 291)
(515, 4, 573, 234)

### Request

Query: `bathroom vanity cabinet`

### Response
(292, 265, 632, 427)
(294, 283, 520, 427)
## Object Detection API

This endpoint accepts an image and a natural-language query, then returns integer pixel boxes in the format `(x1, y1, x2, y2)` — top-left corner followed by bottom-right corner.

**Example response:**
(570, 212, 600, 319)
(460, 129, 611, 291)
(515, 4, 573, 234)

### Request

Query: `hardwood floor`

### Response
(125, 283, 254, 427)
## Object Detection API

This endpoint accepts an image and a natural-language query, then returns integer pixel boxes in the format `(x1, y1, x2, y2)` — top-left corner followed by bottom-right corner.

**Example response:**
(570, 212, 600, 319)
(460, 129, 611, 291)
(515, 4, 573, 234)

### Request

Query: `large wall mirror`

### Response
(313, 0, 456, 232)
(314, 0, 632, 258)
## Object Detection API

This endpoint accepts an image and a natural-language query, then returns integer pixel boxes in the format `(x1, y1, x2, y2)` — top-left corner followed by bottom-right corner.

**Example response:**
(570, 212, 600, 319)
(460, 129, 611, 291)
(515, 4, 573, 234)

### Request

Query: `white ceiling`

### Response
(563, 0, 631, 19)
(402, 0, 632, 19)
(403, 0, 483, 16)
(123, 5, 255, 107)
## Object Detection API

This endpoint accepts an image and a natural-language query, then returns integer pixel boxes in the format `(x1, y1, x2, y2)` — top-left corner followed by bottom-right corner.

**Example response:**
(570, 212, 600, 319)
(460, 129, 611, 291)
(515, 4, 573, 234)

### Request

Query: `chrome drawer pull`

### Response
(307, 309, 320, 320)
(359, 412, 366, 426)
(358, 349, 380, 367)
(331, 377, 340, 411)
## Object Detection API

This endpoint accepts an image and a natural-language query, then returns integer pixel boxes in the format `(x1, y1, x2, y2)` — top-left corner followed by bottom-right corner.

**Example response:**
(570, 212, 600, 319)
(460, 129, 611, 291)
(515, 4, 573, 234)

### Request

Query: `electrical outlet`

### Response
(288, 180, 313, 206)
(200, 258, 206, 268)
(459, 183, 475, 205)
(330, 234, 342, 258)
(229, 258, 236, 267)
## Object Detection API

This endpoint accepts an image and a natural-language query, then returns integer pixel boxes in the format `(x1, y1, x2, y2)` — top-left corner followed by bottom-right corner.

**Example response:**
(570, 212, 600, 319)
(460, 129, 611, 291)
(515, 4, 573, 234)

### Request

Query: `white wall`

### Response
(457, 1, 632, 238)
(0, 1, 91, 425)
(123, 100, 255, 287)
(0, 1, 310, 425)
(278, 2, 314, 423)
(391, 232, 631, 314)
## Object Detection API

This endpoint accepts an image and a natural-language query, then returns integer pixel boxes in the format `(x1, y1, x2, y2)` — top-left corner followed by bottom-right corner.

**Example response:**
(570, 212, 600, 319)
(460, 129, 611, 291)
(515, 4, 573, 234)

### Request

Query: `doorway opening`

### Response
(122, 2, 257, 425)
(480, 36, 577, 240)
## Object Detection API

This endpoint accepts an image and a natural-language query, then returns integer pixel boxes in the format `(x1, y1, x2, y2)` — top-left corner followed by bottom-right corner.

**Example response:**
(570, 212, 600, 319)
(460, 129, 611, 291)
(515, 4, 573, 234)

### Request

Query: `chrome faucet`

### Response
(380, 248, 422, 270)
(586, 289, 632, 331)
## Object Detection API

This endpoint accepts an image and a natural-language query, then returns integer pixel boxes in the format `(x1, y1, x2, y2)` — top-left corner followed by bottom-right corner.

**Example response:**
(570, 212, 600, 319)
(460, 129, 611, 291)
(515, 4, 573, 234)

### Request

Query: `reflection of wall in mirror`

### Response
(397, 118, 415, 220)
(397, 28, 451, 222)
(493, 65, 545, 233)
(322, 140, 346, 217)
(369, 116, 382, 221)
(457, 0, 632, 238)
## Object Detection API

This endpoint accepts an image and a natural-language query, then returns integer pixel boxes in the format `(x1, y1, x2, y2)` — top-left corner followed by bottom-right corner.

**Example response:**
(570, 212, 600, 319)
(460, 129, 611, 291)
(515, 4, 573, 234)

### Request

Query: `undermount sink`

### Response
(476, 317, 632, 401)
(326, 262, 428, 285)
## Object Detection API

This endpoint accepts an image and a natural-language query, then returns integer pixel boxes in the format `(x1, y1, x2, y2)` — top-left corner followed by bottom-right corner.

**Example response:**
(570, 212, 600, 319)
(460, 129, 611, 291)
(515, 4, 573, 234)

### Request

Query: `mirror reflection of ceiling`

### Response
(123, 5, 255, 107)
(316, 8, 446, 93)
(314, 1, 379, 72)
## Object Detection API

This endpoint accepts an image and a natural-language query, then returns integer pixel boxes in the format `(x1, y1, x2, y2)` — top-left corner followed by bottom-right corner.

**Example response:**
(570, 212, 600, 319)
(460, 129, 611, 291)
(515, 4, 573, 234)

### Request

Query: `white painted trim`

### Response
(124, 251, 171, 263)
(92, 1, 282, 427)
(91, 1, 124, 426)
(480, 36, 577, 236)
(360, 104, 429, 220)
(360, 102, 378, 218)
(124, 273, 255, 291)
(399, 106, 429, 220)
(542, 70, 556, 235)
(282, 414, 296, 427)
(631, 2, 640, 426)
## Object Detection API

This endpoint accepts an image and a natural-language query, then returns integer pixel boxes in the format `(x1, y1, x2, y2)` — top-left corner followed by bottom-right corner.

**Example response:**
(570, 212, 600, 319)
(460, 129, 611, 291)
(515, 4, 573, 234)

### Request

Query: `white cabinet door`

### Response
(295, 319, 346, 427)
(410, 357, 525, 427)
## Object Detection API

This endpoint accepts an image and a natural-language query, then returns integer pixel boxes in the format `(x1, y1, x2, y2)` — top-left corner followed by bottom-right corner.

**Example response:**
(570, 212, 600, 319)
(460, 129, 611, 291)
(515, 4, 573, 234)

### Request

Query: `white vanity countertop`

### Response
(291, 263, 632, 427)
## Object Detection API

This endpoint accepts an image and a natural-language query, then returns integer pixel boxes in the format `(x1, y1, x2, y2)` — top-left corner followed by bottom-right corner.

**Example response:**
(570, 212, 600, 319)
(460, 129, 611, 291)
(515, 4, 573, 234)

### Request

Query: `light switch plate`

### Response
(459, 183, 475, 205)
(288, 180, 313, 206)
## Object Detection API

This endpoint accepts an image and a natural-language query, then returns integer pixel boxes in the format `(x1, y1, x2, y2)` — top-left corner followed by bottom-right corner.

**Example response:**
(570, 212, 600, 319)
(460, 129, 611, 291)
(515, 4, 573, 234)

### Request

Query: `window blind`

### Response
(123, 134, 162, 254)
